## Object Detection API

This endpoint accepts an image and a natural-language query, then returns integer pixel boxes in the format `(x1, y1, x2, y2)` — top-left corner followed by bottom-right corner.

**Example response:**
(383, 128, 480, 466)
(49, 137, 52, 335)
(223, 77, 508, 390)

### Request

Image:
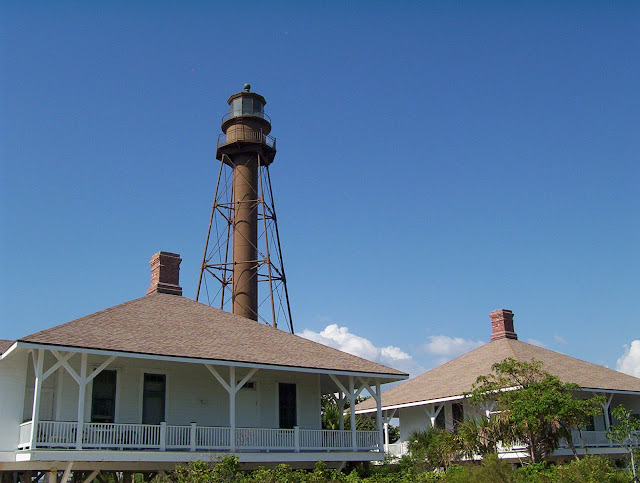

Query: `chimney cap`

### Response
(490, 308, 518, 341)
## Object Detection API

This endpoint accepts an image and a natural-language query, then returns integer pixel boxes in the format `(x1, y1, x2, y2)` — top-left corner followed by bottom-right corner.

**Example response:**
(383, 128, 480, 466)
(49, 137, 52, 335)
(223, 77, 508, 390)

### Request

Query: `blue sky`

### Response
(1, 2, 638, 378)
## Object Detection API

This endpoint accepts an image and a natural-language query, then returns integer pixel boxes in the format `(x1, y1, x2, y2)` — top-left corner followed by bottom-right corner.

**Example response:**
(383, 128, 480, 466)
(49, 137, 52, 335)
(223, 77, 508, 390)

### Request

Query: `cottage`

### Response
(354, 309, 640, 460)
(0, 252, 408, 480)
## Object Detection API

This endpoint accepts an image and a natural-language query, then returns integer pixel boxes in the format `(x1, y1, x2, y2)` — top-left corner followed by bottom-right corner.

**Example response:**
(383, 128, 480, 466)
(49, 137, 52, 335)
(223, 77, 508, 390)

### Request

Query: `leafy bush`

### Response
(407, 429, 459, 470)
(550, 455, 630, 483)
(150, 454, 634, 482)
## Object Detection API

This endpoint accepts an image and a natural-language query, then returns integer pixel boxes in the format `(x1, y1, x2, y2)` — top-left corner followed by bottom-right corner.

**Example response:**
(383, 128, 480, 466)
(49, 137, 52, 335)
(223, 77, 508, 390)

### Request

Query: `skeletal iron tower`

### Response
(196, 84, 293, 333)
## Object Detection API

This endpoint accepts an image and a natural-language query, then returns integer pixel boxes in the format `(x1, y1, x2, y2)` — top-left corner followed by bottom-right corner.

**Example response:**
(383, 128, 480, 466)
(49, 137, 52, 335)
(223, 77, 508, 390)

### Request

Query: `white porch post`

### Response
(294, 426, 300, 453)
(29, 349, 44, 449)
(205, 364, 256, 452)
(382, 408, 396, 446)
(349, 376, 357, 451)
(425, 403, 443, 429)
(159, 422, 166, 451)
(338, 391, 345, 430)
(190, 422, 197, 452)
(229, 366, 236, 451)
(75, 353, 88, 449)
(376, 381, 383, 453)
(47, 350, 115, 450)
(602, 393, 614, 447)
(602, 393, 613, 431)
(55, 367, 64, 421)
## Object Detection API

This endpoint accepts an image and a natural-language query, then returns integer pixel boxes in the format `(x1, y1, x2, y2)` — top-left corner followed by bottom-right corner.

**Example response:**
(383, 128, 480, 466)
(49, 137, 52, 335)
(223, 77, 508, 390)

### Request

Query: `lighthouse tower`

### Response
(196, 85, 293, 333)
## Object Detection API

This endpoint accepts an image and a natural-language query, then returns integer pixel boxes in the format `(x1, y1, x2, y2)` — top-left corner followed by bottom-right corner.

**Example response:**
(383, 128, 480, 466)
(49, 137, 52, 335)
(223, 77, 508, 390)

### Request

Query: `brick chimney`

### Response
(146, 252, 182, 296)
(490, 309, 518, 341)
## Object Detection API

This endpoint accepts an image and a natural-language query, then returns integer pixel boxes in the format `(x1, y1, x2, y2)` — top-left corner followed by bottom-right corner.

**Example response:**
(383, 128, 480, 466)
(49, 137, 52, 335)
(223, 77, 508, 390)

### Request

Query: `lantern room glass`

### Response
(230, 97, 264, 118)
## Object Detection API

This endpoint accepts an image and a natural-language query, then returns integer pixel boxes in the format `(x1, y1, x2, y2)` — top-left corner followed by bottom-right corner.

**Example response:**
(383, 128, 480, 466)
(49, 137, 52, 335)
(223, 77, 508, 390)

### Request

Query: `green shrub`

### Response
(165, 460, 217, 483)
(150, 454, 635, 483)
(407, 429, 459, 470)
(550, 455, 630, 483)
(513, 461, 554, 483)
(466, 454, 514, 483)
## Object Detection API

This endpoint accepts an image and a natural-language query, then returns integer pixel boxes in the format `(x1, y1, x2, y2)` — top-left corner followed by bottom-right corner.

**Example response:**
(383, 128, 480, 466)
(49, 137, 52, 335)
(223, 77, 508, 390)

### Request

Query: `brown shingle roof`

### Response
(0, 339, 14, 355)
(19, 293, 406, 377)
(356, 338, 640, 411)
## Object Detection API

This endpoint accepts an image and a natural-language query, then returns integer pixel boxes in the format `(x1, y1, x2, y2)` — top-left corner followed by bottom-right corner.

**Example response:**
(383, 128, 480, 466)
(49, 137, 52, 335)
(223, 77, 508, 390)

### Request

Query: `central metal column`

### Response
(231, 154, 258, 319)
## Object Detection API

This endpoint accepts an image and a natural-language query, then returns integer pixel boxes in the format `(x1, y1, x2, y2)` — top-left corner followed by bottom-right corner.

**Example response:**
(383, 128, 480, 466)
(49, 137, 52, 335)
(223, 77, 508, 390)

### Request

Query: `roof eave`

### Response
(578, 387, 640, 396)
(15, 341, 409, 381)
(0, 342, 18, 360)
(355, 393, 468, 414)
(355, 385, 640, 414)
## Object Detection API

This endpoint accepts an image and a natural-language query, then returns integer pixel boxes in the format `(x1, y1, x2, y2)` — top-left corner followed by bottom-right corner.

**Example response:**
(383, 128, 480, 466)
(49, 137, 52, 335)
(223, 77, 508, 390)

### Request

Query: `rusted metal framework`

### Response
(196, 85, 293, 333)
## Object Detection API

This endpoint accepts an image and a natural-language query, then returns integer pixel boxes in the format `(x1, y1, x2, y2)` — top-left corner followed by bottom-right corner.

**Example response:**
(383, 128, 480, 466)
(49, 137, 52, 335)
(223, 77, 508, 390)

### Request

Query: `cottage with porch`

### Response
(355, 309, 640, 461)
(0, 252, 408, 481)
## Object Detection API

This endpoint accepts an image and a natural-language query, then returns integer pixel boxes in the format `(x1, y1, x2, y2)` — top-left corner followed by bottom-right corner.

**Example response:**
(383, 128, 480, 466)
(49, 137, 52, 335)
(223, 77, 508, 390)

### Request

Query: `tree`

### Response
(321, 394, 342, 430)
(456, 412, 516, 458)
(607, 405, 640, 481)
(407, 428, 459, 470)
(321, 394, 399, 440)
(467, 358, 604, 463)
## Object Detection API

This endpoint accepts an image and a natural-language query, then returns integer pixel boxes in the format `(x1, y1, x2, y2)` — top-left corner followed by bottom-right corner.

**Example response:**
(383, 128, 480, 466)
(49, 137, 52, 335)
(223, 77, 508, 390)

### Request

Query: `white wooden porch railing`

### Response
(196, 425, 231, 450)
(384, 441, 408, 458)
(382, 431, 640, 459)
(18, 421, 380, 453)
(236, 427, 295, 450)
(18, 421, 32, 450)
(561, 430, 640, 448)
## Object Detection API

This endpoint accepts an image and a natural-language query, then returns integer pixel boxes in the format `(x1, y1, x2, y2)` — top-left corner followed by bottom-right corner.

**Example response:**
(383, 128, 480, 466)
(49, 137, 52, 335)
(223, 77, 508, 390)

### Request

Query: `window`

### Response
(242, 97, 253, 113)
(435, 407, 445, 430)
(452, 403, 464, 430)
(142, 373, 166, 425)
(91, 370, 117, 423)
(230, 97, 263, 117)
(231, 98, 242, 116)
(278, 383, 297, 429)
(253, 100, 264, 113)
(585, 416, 596, 432)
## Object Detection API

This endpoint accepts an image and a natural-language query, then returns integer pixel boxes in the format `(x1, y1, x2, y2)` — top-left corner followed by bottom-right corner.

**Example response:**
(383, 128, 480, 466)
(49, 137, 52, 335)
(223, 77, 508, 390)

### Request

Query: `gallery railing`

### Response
(18, 420, 379, 453)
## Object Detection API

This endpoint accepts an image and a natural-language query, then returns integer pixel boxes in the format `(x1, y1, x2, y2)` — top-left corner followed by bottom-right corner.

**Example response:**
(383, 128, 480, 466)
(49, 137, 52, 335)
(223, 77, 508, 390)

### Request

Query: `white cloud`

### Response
(616, 340, 640, 378)
(526, 338, 547, 348)
(300, 324, 425, 377)
(554, 335, 567, 344)
(423, 335, 484, 358)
